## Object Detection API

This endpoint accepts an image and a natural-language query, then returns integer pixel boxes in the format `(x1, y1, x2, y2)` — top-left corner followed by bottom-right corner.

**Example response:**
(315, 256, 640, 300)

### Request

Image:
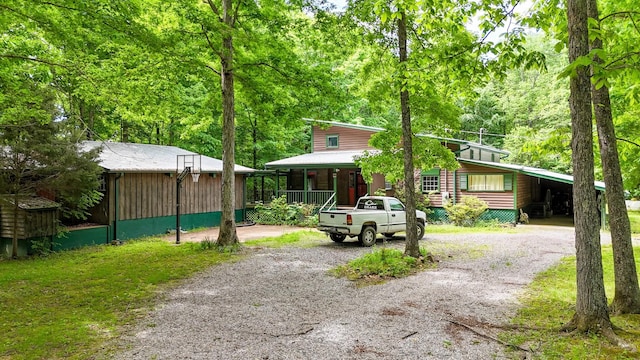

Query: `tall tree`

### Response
(563, 0, 614, 337)
(587, 0, 640, 315)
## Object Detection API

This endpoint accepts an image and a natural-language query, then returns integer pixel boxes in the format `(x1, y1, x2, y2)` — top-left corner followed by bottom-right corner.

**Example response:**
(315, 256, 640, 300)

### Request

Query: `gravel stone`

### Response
(112, 224, 583, 360)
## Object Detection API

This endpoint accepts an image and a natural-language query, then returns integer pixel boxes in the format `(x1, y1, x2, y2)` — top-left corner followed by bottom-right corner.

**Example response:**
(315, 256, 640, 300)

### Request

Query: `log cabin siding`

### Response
(517, 174, 532, 209)
(454, 164, 515, 209)
(427, 169, 454, 207)
(0, 205, 58, 239)
(313, 126, 376, 151)
(117, 173, 244, 221)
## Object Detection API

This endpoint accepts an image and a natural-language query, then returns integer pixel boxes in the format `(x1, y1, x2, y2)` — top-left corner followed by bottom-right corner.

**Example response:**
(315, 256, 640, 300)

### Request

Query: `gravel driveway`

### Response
(113, 224, 579, 359)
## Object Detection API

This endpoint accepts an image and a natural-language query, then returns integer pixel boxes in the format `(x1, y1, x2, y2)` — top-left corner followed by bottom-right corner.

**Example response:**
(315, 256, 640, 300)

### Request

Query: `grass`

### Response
(501, 245, 640, 359)
(426, 223, 518, 234)
(628, 210, 640, 235)
(331, 247, 436, 285)
(243, 230, 327, 248)
(0, 238, 242, 360)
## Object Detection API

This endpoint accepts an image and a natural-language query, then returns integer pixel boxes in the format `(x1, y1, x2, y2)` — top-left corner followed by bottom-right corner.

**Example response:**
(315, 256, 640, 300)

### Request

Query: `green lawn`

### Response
(502, 245, 640, 359)
(628, 210, 640, 235)
(0, 238, 241, 360)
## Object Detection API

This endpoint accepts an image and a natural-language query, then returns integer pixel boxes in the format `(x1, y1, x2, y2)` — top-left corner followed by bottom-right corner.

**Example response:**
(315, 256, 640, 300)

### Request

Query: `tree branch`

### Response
(205, 0, 220, 17)
(617, 137, 640, 148)
(201, 24, 222, 58)
(604, 51, 640, 69)
(0, 54, 71, 69)
(599, 11, 640, 23)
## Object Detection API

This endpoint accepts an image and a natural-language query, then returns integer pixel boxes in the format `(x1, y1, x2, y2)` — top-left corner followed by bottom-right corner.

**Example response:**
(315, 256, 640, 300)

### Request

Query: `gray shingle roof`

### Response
(265, 150, 375, 169)
(81, 141, 254, 174)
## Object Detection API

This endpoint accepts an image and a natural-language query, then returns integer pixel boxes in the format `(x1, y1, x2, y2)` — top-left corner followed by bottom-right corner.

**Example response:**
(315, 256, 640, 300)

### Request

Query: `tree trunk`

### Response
(588, 0, 640, 315)
(216, 0, 239, 246)
(12, 193, 19, 259)
(397, 12, 419, 258)
(564, 0, 612, 333)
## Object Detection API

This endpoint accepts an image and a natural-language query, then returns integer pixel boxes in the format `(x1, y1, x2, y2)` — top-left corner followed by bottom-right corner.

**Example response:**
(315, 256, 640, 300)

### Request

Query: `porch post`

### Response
(333, 168, 338, 207)
(303, 168, 308, 204)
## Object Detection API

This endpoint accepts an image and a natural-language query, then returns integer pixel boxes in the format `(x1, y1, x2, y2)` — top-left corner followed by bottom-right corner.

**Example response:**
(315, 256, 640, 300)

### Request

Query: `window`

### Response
(326, 135, 339, 149)
(460, 173, 513, 192)
(422, 176, 439, 192)
(421, 168, 440, 193)
(388, 199, 405, 211)
(98, 175, 107, 192)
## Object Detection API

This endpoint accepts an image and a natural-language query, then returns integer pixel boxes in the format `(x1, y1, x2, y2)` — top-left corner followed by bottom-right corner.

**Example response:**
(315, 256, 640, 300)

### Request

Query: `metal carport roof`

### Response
(460, 158, 605, 191)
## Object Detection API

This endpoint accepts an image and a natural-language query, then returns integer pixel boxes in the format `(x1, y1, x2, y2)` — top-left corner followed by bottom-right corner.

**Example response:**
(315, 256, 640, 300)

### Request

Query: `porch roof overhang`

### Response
(265, 150, 374, 169)
(459, 158, 606, 191)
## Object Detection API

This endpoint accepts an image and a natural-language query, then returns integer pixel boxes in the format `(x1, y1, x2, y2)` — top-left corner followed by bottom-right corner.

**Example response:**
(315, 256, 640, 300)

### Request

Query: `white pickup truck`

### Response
(317, 196, 426, 247)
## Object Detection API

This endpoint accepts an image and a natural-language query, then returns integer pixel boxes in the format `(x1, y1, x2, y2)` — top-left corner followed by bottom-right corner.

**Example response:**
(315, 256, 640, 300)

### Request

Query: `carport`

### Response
(460, 159, 606, 228)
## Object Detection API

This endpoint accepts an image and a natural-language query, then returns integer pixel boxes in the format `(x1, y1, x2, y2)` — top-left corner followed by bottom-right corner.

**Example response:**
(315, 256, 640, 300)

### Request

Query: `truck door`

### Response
(387, 198, 407, 233)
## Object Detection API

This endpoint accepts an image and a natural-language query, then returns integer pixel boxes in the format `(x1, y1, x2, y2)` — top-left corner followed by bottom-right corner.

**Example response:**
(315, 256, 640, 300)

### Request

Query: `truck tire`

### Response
(417, 222, 425, 240)
(359, 226, 377, 247)
(330, 233, 346, 242)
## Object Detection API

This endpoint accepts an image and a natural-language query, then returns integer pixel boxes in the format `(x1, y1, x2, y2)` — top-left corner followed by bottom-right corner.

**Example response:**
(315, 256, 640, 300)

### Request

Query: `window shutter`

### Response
(504, 173, 513, 191)
(459, 174, 467, 190)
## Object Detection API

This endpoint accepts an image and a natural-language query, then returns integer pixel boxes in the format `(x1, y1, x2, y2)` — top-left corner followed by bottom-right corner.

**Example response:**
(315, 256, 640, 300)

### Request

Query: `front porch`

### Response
(247, 168, 373, 207)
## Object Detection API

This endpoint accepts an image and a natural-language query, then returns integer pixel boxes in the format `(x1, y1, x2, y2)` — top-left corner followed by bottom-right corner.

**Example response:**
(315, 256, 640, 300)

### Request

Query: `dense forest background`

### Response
(2, 1, 639, 195)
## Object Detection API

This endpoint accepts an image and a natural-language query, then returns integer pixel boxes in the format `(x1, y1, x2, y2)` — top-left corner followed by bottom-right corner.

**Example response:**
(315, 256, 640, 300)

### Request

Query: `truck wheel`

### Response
(330, 233, 346, 242)
(417, 222, 425, 240)
(383, 233, 395, 239)
(359, 226, 377, 247)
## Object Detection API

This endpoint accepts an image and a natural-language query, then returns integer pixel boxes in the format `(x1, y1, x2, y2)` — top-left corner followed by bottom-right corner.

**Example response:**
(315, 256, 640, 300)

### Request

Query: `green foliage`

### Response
(628, 211, 640, 235)
(253, 195, 318, 227)
(501, 246, 640, 358)
(390, 172, 433, 215)
(30, 237, 60, 257)
(357, 127, 459, 185)
(331, 247, 434, 284)
(444, 196, 488, 227)
(0, 237, 240, 359)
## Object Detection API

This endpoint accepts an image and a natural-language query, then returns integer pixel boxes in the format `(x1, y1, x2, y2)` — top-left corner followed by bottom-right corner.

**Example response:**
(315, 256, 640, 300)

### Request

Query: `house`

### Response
(52, 141, 255, 249)
(263, 120, 606, 225)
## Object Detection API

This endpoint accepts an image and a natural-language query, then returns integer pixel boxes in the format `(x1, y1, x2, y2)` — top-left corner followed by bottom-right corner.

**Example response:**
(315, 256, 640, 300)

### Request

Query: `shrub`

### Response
(253, 195, 319, 227)
(444, 196, 488, 227)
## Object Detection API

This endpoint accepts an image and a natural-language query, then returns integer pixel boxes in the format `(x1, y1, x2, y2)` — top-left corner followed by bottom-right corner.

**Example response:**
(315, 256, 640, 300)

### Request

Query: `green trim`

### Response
(504, 173, 513, 191)
(453, 169, 457, 204)
(459, 173, 468, 190)
(421, 168, 440, 176)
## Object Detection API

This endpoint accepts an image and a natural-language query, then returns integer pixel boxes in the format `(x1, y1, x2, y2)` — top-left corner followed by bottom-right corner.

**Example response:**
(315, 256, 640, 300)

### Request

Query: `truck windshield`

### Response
(357, 199, 384, 210)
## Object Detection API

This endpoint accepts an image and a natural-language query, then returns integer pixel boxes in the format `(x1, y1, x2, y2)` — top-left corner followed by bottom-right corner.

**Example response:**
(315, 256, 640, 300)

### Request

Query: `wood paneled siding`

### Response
(313, 126, 376, 151)
(454, 164, 515, 209)
(117, 173, 244, 221)
(0, 205, 58, 239)
(371, 173, 385, 194)
(517, 174, 532, 209)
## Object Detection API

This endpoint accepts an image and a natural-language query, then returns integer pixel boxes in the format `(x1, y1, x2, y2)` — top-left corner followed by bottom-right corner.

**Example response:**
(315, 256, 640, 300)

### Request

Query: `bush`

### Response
(253, 195, 319, 227)
(444, 196, 488, 227)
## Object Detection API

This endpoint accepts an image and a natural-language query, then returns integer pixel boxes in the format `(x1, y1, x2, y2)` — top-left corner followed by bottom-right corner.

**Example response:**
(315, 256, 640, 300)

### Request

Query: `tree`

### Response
(588, 0, 640, 315)
(563, 0, 613, 336)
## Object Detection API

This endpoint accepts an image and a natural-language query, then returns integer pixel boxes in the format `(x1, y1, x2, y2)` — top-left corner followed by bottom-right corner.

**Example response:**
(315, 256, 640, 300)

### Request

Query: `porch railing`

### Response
(278, 190, 335, 205)
(247, 190, 335, 206)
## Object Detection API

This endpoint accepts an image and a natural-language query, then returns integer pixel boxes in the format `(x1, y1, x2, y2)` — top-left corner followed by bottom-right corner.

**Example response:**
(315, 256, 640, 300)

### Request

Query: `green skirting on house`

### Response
(114, 210, 243, 241)
(1, 210, 246, 257)
(55, 226, 110, 251)
(428, 208, 517, 224)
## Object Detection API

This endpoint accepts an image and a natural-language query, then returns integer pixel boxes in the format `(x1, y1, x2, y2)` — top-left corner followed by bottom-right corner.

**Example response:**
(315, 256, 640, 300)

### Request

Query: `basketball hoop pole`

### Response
(175, 166, 192, 244)
(176, 154, 201, 244)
